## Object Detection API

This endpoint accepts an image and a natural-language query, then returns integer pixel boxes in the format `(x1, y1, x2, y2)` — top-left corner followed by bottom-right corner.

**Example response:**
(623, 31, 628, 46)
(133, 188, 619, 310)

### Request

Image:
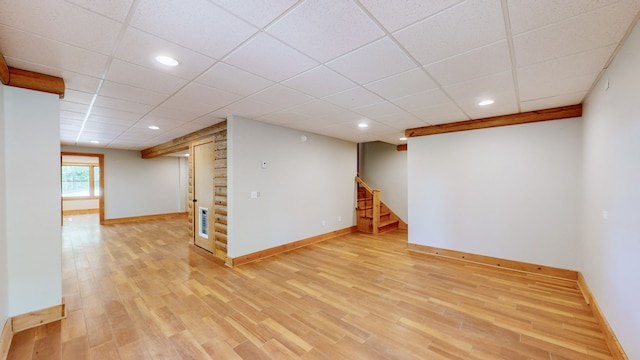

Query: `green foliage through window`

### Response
(62, 165, 100, 197)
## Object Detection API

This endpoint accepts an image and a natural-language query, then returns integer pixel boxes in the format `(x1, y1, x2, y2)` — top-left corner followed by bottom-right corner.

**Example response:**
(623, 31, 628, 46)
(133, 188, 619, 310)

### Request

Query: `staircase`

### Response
(355, 177, 401, 234)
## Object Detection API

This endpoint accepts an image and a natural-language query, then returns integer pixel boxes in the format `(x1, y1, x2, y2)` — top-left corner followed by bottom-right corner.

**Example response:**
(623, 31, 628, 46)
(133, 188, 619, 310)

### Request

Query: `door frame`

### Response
(61, 152, 105, 225)
(190, 137, 216, 251)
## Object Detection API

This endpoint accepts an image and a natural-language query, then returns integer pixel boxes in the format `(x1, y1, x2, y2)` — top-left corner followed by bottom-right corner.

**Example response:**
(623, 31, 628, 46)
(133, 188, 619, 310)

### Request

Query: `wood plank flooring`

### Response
(8, 214, 613, 359)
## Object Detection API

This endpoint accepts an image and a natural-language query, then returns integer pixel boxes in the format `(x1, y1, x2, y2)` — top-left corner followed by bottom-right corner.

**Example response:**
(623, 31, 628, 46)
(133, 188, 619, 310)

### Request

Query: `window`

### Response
(61, 164, 100, 198)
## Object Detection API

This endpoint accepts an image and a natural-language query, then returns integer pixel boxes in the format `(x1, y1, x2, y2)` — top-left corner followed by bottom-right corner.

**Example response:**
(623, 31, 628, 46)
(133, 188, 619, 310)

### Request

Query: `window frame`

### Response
(61, 162, 101, 199)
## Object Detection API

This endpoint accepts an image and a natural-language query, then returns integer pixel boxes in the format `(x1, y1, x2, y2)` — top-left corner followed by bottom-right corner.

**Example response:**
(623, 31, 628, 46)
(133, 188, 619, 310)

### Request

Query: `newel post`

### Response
(372, 189, 381, 235)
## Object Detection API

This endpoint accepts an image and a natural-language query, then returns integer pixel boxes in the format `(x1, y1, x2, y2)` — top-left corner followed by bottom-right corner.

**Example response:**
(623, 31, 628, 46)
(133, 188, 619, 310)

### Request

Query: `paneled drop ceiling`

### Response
(1, 0, 638, 150)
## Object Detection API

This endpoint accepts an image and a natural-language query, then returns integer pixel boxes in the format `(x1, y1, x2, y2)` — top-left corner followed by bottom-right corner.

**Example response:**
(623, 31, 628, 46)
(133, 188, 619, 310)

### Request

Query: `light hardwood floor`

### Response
(8, 215, 613, 359)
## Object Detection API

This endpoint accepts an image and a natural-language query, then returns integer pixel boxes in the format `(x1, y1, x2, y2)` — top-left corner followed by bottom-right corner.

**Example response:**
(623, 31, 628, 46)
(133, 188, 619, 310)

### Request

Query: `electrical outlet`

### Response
(321, 220, 325, 227)
(338, 216, 342, 221)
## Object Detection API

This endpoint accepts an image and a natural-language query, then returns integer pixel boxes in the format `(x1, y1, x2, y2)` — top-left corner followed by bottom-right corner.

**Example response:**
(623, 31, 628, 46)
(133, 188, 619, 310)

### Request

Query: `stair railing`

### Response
(355, 176, 381, 235)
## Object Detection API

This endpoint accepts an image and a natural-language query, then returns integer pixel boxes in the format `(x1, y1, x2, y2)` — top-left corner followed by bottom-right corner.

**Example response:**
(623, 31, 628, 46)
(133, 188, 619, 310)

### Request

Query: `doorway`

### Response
(61, 152, 105, 225)
(192, 138, 215, 252)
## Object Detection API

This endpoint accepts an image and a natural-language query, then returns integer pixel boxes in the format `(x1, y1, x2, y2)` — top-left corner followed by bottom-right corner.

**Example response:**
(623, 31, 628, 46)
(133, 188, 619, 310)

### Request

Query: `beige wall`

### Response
(408, 117, 583, 270)
(581, 19, 640, 359)
(4, 86, 62, 316)
(227, 116, 357, 258)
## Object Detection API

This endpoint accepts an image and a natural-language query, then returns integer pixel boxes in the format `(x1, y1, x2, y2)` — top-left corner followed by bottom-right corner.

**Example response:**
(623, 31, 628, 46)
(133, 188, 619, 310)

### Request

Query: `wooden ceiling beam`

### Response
(141, 121, 227, 159)
(0, 52, 65, 97)
(7, 68, 65, 98)
(405, 104, 583, 138)
(0, 53, 9, 85)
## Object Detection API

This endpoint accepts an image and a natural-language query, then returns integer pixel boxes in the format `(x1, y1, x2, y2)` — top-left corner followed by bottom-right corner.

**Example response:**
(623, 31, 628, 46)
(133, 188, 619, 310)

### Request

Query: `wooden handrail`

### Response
(355, 176, 382, 235)
(355, 176, 377, 193)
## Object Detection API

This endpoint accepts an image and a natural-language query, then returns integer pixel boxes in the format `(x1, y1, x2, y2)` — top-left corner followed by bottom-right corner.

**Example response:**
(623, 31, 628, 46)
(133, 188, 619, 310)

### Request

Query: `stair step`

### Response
(358, 211, 390, 219)
(378, 219, 399, 233)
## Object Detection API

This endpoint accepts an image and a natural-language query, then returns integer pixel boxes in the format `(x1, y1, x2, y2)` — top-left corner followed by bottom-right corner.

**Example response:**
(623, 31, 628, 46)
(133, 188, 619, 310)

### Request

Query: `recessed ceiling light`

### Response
(90, 140, 99, 144)
(399, 137, 407, 141)
(155, 55, 179, 66)
(148, 125, 160, 130)
(478, 99, 495, 106)
(358, 123, 368, 128)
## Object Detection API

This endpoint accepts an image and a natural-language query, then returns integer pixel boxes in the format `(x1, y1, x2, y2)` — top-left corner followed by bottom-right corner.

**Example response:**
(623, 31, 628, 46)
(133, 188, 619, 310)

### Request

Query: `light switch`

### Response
(251, 191, 260, 199)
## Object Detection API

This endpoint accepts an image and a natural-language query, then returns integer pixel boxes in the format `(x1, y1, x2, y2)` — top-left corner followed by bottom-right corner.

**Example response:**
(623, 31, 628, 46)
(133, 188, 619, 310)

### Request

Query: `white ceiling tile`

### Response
(360, 0, 464, 32)
(60, 110, 87, 121)
(364, 68, 438, 100)
(1, 0, 638, 149)
(60, 118, 84, 129)
(327, 37, 416, 84)
(114, 27, 216, 80)
(282, 66, 355, 98)
(518, 45, 616, 86)
(82, 121, 130, 135)
(143, 107, 201, 124)
(63, 90, 94, 105)
(224, 33, 318, 82)
(78, 131, 120, 142)
(197, 62, 273, 96)
(513, 1, 640, 67)
(190, 115, 226, 127)
(285, 111, 358, 131)
(131, 0, 257, 58)
(116, 127, 163, 140)
(315, 110, 368, 125)
(210, 0, 297, 28)
(88, 114, 137, 126)
(59, 72, 102, 93)
(456, 99, 519, 120)
(508, 0, 620, 35)
(160, 97, 221, 117)
(520, 72, 597, 102)
(410, 102, 469, 125)
(90, 107, 143, 122)
(374, 113, 428, 130)
(520, 91, 587, 112)
(286, 100, 346, 119)
(257, 111, 306, 126)
(0, 0, 121, 54)
(392, 89, 452, 111)
(170, 82, 242, 109)
(443, 71, 515, 101)
(323, 87, 384, 110)
(99, 81, 166, 106)
(65, 0, 135, 22)
(93, 96, 155, 114)
(425, 40, 512, 86)
(394, 0, 506, 65)
(249, 84, 314, 109)
(353, 102, 405, 119)
(0, 25, 108, 77)
(60, 101, 90, 114)
(106, 59, 188, 94)
(211, 98, 282, 119)
(267, 0, 384, 62)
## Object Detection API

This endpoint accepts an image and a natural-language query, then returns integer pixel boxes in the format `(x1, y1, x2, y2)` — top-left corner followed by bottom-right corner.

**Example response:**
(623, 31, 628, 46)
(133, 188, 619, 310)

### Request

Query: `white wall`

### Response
(408, 118, 582, 270)
(227, 116, 357, 257)
(360, 141, 408, 222)
(61, 147, 187, 219)
(63, 198, 99, 212)
(0, 84, 8, 326)
(4, 86, 62, 316)
(581, 20, 640, 359)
